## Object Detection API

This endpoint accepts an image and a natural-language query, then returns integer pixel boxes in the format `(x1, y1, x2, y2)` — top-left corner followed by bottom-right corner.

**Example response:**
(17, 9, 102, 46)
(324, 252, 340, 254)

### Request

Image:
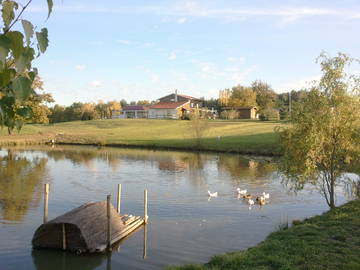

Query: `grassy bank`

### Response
(0, 119, 283, 155)
(167, 199, 360, 270)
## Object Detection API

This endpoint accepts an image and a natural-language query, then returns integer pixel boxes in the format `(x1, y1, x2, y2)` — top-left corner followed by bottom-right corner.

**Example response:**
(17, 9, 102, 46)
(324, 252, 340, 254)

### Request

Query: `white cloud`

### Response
(117, 39, 132, 45)
(275, 76, 320, 93)
(141, 67, 160, 84)
(90, 80, 103, 87)
(168, 51, 177, 60)
(150, 74, 159, 83)
(226, 57, 245, 63)
(200, 62, 215, 73)
(231, 65, 257, 84)
(75, 64, 86, 71)
(177, 17, 188, 24)
(28, 4, 349, 22)
(143, 42, 155, 47)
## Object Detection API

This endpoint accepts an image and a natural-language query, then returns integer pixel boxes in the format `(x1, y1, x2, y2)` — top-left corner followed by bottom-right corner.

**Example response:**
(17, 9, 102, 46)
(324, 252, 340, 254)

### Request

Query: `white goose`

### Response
(236, 188, 247, 195)
(248, 199, 255, 205)
(208, 190, 218, 197)
(262, 192, 270, 200)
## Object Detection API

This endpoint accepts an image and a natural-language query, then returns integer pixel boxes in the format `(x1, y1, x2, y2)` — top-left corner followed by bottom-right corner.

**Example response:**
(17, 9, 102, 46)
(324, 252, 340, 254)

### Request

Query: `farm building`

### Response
(158, 90, 203, 108)
(112, 105, 149, 119)
(222, 106, 258, 119)
(149, 101, 191, 119)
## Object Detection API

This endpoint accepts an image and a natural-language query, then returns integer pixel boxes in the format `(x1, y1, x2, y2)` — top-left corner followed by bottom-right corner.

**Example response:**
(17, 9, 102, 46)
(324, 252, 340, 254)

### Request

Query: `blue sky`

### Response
(25, 0, 360, 105)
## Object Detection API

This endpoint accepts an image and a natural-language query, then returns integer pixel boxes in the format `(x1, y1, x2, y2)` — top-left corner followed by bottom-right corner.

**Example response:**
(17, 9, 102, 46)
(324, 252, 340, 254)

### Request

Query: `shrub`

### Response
(259, 108, 280, 121)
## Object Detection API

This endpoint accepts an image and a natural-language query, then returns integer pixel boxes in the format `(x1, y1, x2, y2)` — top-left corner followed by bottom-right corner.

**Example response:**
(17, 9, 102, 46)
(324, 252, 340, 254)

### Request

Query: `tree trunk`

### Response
(7, 127, 12, 135)
(329, 176, 335, 209)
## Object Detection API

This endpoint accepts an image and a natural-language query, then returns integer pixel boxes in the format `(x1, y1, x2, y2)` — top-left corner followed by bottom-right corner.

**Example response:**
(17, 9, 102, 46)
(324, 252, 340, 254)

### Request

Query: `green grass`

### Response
(167, 199, 360, 270)
(0, 119, 284, 155)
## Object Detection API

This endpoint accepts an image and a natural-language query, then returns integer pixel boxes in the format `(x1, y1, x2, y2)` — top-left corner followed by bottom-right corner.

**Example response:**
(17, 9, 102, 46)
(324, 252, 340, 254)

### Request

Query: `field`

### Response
(168, 199, 360, 270)
(0, 119, 284, 155)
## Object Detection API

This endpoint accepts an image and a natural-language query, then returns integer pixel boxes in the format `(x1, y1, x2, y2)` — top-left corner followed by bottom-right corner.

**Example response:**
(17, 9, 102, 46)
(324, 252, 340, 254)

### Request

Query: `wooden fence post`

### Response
(107, 194, 112, 251)
(144, 189, 148, 224)
(143, 224, 148, 259)
(43, 184, 49, 224)
(117, 184, 121, 214)
(62, 223, 67, 250)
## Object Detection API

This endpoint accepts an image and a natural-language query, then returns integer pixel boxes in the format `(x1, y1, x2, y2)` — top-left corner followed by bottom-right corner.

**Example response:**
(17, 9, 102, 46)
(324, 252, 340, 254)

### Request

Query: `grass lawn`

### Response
(0, 119, 284, 155)
(167, 199, 360, 270)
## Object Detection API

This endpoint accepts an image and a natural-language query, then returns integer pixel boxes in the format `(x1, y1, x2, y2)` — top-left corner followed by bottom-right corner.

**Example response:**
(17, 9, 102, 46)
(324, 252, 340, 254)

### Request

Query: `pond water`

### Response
(0, 146, 351, 270)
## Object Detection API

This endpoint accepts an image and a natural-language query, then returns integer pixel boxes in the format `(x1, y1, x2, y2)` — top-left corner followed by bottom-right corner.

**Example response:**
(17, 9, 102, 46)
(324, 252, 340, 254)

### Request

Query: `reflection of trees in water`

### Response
(42, 146, 210, 174)
(46, 149, 122, 172)
(342, 174, 360, 200)
(217, 155, 276, 185)
(158, 153, 206, 173)
(0, 150, 48, 222)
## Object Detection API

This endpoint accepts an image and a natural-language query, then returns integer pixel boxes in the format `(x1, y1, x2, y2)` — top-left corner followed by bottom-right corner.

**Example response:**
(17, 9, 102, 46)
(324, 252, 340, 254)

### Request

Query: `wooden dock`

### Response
(32, 184, 148, 254)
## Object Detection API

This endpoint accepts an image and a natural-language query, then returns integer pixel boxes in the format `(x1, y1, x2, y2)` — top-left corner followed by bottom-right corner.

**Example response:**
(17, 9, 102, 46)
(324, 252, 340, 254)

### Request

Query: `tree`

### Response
(219, 89, 231, 106)
(189, 108, 209, 148)
(23, 75, 54, 124)
(120, 99, 127, 107)
(251, 80, 277, 112)
(136, 100, 151, 105)
(278, 52, 360, 209)
(0, 0, 52, 133)
(277, 90, 309, 120)
(107, 100, 121, 118)
(228, 85, 257, 107)
(49, 104, 66, 123)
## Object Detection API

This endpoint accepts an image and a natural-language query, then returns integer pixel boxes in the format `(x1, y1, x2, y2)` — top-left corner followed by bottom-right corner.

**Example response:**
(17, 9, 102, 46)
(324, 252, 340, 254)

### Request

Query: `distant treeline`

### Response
(46, 81, 309, 123)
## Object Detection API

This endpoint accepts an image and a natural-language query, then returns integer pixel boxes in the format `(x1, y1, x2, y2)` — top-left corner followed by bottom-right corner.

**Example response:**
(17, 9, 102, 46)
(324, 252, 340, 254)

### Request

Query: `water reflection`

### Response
(32, 249, 106, 270)
(0, 150, 48, 222)
(0, 145, 357, 270)
(32, 224, 148, 270)
(218, 155, 276, 184)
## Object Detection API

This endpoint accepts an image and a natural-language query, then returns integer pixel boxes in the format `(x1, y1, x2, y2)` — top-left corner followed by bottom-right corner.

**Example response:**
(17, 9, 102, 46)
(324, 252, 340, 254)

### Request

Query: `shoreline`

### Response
(167, 199, 360, 270)
(0, 138, 281, 157)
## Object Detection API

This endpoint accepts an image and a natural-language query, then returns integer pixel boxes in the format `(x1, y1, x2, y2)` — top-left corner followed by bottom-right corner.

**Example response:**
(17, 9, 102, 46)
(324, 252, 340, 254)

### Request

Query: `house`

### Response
(158, 90, 203, 108)
(112, 105, 149, 119)
(222, 106, 258, 119)
(149, 101, 191, 119)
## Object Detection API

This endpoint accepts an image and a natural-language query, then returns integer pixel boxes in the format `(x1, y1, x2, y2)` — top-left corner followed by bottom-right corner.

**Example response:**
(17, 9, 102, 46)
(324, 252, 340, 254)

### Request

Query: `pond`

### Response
(0, 146, 351, 270)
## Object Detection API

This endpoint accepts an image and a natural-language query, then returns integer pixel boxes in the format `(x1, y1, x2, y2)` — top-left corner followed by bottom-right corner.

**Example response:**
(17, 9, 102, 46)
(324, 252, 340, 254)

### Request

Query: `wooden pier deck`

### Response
(32, 185, 148, 254)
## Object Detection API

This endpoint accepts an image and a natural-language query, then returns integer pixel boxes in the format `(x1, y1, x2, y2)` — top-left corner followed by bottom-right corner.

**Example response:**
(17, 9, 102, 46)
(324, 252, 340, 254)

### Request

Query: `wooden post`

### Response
(117, 184, 121, 214)
(107, 195, 112, 251)
(143, 224, 148, 259)
(43, 184, 49, 224)
(144, 189, 148, 224)
(62, 223, 67, 250)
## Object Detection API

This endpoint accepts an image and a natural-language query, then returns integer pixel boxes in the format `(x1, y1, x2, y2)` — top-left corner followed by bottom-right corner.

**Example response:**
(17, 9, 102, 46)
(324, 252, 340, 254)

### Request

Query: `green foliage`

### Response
(228, 85, 257, 107)
(49, 100, 123, 123)
(220, 109, 238, 120)
(35, 28, 48, 53)
(1, 1, 18, 29)
(278, 52, 360, 208)
(21, 19, 33, 46)
(11, 76, 34, 100)
(259, 108, 280, 121)
(0, 0, 52, 134)
(251, 80, 277, 112)
(189, 108, 209, 147)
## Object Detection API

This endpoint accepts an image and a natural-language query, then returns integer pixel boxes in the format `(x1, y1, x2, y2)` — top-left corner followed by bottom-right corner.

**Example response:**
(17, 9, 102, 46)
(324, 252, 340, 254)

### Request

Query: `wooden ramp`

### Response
(32, 201, 144, 253)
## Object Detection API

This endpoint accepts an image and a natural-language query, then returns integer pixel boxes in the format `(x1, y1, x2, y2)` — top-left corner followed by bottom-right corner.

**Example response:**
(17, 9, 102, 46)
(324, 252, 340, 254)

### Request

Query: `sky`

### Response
(23, 0, 360, 105)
